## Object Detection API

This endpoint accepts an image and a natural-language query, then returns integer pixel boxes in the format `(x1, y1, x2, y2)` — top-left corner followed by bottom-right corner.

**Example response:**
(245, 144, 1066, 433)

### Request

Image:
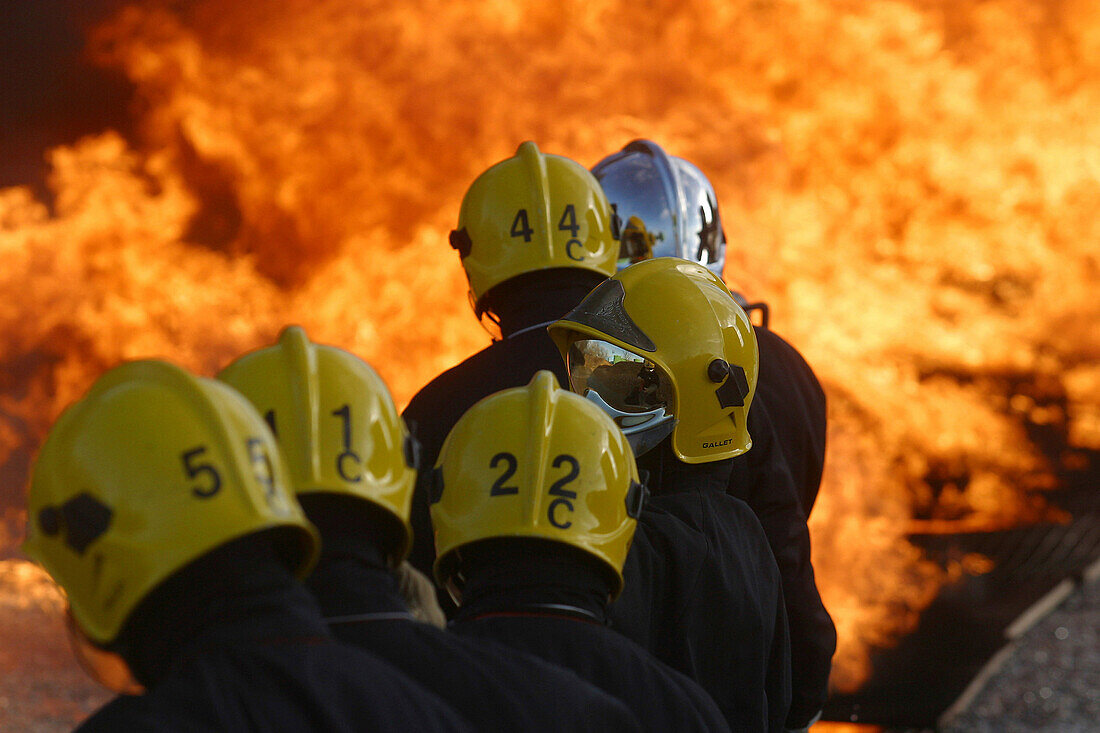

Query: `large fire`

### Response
(3, 0, 1099, 712)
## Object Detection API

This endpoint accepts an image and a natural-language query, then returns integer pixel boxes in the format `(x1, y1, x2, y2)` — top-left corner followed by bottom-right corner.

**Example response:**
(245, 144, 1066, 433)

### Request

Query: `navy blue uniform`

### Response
(403, 273, 830, 728)
(725, 398, 836, 728)
(751, 325, 827, 517)
(301, 506, 642, 733)
(449, 547, 731, 733)
(614, 465, 792, 732)
(78, 550, 470, 732)
(403, 282, 583, 592)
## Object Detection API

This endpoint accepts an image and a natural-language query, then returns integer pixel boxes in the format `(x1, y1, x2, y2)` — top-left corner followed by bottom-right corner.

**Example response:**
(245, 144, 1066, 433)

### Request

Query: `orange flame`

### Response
(3, 0, 1100, 700)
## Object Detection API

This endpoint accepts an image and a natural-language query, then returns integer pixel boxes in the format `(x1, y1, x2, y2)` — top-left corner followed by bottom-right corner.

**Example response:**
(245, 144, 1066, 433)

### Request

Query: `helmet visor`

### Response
(565, 340, 675, 420)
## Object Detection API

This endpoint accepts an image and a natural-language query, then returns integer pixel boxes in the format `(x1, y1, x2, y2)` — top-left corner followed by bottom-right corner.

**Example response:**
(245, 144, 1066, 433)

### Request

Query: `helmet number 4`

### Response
(509, 206, 586, 262)
(558, 205, 584, 262)
(487, 452, 580, 529)
(510, 209, 534, 242)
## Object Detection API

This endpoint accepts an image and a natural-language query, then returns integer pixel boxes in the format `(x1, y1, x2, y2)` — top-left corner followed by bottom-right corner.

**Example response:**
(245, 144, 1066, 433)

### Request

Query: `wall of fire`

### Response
(3, 0, 1099, 691)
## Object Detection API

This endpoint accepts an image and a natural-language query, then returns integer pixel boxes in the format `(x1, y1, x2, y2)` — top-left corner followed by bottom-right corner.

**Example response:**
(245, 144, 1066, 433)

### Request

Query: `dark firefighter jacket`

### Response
(402, 284, 583, 600)
(403, 272, 834, 728)
(77, 544, 471, 732)
(449, 545, 731, 733)
(724, 398, 837, 728)
(302, 511, 643, 733)
(751, 325, 827, 517)
(613, 468, 792, 732)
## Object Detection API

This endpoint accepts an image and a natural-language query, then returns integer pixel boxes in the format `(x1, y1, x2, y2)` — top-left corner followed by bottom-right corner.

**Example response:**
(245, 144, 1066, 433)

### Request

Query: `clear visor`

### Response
(566, 340, 674, 420)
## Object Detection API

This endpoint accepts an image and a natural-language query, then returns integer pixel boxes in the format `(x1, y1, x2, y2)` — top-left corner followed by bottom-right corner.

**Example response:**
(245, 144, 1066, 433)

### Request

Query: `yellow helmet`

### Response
(548, 257, 758, 464)
(451, 141, 619, 335)
(23, 360, 318, 647)
(432, 371, 646, 599)
(218, 326, 416, 564)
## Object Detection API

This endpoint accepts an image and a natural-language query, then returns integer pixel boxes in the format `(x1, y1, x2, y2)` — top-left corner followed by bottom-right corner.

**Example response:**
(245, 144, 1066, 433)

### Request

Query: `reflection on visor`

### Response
(566, 340, 674, 417)
(618, 216, 657, 265)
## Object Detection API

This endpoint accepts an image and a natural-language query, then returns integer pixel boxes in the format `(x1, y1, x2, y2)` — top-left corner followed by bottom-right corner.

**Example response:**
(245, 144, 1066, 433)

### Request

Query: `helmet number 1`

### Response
(181, 446, 222, 498)
(547, 454, 579, 529)
(332, 404, 363, 483)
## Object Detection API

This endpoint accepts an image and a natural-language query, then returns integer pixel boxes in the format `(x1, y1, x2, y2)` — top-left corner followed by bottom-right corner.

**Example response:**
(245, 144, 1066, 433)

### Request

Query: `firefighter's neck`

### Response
(488, 271, 605, 339)
(456, 542, 611, 623)
(636, 437, 734, 494)
(300, 497, 406, 618)
(307, 532, 406, 618)
(116, 539, 319, 688)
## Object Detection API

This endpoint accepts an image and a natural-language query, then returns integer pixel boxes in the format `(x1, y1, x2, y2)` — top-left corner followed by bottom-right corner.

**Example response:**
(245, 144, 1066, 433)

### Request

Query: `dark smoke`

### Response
(0, 1, 135, 203)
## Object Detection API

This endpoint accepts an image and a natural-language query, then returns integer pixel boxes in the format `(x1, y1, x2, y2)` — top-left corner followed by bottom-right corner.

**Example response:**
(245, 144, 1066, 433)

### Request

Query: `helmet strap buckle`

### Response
(625, 474, 649, 519)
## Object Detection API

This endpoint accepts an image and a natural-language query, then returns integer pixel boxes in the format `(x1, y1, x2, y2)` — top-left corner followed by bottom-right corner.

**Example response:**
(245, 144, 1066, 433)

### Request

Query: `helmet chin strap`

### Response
(583, 390, 676, 458)
(65, 608, 145, 695)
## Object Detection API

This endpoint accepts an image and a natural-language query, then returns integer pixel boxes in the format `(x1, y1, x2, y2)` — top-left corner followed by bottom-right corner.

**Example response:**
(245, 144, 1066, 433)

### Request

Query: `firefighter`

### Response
(404, 141, 790, 729)
(593, 141, 834, 730)
(218, 326, 642, 733)
(434, 371, 731, 733)
(549, 259, 798, 731)
(403, 140, 620, 589)
(404, 138, 792, 726)
(591, 138, 827, 516)
(23, 360, 471, 731)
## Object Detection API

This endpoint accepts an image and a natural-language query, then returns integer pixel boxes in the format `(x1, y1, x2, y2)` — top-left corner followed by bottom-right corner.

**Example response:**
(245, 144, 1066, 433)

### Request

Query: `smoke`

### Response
(0, 1, 134, 197)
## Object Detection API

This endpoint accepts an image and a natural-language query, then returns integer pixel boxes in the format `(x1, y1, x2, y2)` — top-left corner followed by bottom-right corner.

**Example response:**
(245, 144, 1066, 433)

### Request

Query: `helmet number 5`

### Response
(181, 446, 222, 498)
(548, 454, 579, 529)
(246, 437, 278, 501)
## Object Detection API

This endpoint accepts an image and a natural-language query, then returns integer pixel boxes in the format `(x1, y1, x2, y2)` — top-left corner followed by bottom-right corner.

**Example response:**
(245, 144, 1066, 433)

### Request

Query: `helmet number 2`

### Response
(181, 446, 222, 498)
(487, 452, 581, 529)
(489, 452, 519, 495)
(547, 454, 579, 529)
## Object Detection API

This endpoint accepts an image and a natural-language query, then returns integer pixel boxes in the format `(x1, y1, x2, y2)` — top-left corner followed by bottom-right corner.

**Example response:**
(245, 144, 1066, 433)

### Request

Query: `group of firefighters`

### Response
(25, 140, 836, 732)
